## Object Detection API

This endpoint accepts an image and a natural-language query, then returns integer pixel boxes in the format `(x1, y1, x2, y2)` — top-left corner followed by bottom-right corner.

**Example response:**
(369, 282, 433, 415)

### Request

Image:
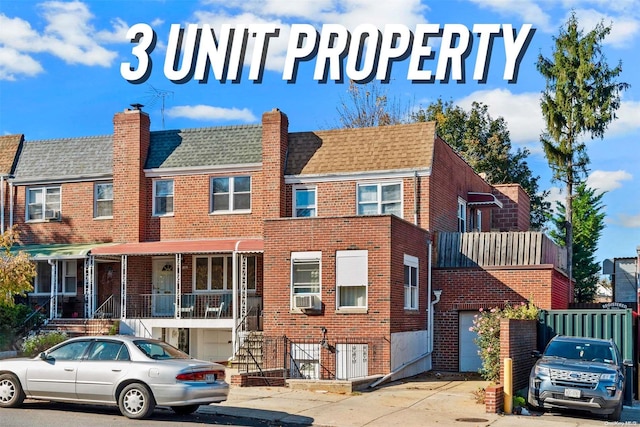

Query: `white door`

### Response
(336, 343, 368, 380)
(152, 259, 175, 316)
(459, 311, 483, 372)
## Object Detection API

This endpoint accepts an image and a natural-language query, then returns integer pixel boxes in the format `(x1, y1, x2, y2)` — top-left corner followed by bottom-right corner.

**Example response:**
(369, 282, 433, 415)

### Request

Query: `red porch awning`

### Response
(90, 238, 263, 256)
(467, 192, 503, 208)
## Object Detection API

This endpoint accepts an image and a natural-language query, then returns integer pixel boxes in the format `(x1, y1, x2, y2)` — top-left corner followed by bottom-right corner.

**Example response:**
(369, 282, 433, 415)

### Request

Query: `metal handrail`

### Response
(93, 294, 118, 319)
(14, 294, 56, 340)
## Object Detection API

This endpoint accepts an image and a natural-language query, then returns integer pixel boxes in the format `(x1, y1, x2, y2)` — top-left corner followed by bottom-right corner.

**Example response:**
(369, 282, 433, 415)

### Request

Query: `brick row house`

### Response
(2, 106, 570, 381)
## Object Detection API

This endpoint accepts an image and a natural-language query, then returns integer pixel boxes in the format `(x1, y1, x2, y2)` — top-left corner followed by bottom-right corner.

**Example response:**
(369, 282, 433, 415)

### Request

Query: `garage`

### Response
(458, 311, 482, 372)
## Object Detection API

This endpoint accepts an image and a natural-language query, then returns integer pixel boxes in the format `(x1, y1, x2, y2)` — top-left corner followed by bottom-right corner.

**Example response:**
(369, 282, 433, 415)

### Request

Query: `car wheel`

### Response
(0, 374, 25, 408)
(118, 383, 156, 419)
(608, 401, 623, 421)
(171, 404, 200, 415)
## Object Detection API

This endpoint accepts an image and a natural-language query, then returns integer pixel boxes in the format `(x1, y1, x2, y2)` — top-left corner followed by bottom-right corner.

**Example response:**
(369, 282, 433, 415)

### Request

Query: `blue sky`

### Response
(0, 0, 638, 269)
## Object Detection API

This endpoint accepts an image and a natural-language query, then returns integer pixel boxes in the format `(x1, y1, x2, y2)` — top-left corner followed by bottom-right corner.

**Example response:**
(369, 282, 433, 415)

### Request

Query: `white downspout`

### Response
(413, 171, 418, 225)
(231, 241, 240, 355)
(48, 259, 57, 320)
(9, 181, 14, 229)
(1, 175, 5, 234)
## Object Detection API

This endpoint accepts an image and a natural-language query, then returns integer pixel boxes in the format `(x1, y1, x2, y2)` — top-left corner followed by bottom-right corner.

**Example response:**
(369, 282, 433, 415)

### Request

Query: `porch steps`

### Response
(230, 331, 264, 372)
(39, 318, 116, 337)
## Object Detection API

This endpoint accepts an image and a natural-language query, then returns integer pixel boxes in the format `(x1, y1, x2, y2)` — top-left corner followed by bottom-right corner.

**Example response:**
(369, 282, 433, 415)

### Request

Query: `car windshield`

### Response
(134, 340, 191, 360)
(545, 340, 616, 364)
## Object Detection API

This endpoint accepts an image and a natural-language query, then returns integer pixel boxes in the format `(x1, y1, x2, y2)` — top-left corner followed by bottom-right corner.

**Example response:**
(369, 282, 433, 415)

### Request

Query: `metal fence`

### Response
(236, 335, 387, 381)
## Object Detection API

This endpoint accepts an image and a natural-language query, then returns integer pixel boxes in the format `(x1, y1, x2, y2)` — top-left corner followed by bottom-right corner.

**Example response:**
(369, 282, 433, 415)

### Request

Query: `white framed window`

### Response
(153, 179, 174, 216)
(457, 198, 467, 232)
(193, 254, 256, 292)
(290, 342, 320, 379)
(336, 250, 368, 309)
(27, 186, 61, 221)
(211, 176, 251, 213)
(293, 186, 317, 217)
(357, 182, 402, 217)
(32, 260, 77, 295)
(404, 254, 418, 310)
(291, 251, 321, 310)
(94, 182, 113, 218)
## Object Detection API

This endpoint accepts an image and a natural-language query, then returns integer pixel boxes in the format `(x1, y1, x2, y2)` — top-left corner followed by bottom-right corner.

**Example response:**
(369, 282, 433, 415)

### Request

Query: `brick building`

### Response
(3, 106, 569, 381)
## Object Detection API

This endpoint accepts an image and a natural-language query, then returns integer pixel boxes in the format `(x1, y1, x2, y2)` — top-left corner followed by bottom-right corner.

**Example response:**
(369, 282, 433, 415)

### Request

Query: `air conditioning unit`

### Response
(44, 209, 60, 220)
(295, 295, 317, 310)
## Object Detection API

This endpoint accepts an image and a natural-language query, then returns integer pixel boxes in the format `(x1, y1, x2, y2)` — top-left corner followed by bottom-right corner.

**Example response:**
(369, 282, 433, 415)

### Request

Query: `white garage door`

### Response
(200, 329, 232, 363)
(459, 311, 482, 372)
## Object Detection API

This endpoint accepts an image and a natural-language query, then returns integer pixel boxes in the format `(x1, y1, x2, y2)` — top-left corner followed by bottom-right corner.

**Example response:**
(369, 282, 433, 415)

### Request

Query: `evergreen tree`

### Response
(537, 13, 628, 285)
(549, 183, 606, 302)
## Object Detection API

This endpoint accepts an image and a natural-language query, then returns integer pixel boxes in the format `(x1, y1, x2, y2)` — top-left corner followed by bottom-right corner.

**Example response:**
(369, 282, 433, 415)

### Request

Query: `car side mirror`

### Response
(623, 359, 633, 367)
(39, 352, 50, 360)
(531, 350, 542, 359)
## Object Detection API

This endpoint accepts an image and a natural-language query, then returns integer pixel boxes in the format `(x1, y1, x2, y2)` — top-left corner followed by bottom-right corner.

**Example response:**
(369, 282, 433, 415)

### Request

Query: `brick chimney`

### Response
(492, 184, 530, 231)
(112, 106, 150, 242)
(261, 108, 289, 219)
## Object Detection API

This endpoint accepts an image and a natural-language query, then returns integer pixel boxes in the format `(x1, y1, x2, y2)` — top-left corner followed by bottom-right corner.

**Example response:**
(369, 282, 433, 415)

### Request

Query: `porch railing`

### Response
(124, 292, 262, 320)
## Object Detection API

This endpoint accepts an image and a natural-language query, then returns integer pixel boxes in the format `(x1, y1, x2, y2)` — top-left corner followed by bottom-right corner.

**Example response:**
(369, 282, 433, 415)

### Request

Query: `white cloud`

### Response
(456, 88, 543, 145)
(467, 0, 554, 32)
(616, 213, 640, 228)
(544, 186, 565, 212)
(166, 105, 257, 122)
(571, 8, 640, 48)
(607, 100, 640, 136)
(586, 170, 632, 193)
(0, 1, 123, 80)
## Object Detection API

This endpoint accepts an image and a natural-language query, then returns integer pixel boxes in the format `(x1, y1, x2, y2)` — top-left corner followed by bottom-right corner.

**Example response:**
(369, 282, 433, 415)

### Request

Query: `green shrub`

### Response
(108, 320, 120, 335)
(470, 301, 538, 382)
(22, 331, 68, 357)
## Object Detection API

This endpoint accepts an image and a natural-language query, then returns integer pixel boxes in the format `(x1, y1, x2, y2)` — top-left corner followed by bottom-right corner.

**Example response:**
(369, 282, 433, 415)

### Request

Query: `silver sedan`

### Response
(0, 335, 229, 419)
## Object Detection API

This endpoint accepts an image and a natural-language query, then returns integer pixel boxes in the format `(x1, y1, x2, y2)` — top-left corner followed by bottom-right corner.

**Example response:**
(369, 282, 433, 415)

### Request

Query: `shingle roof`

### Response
(286, 122, 436, 175)
(0, 134, 23, 175)
(146, 125, 263, 169)
(12, 135, 112, 183)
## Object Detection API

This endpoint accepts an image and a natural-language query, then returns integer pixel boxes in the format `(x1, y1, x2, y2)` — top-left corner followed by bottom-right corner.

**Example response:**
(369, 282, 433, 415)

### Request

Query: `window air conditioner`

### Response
(295, 295, 315, 310)
(44, 210, 60, 220)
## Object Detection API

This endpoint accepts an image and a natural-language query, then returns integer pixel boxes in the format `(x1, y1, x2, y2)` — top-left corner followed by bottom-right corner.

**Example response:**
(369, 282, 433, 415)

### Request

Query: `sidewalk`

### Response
(200, 374, 640, 427)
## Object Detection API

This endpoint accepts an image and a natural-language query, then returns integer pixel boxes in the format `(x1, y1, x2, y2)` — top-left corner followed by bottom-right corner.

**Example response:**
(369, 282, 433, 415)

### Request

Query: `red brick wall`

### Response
(13, 182, 114, 244)
(499, 318, 537, 391)
(492, 184, 530, 232)
(113, 108, 150, 243)
(427, 138, 495, 233)
(263, 215, 429, 374)
(261, 109, 288, 220)
(431, 266, 568, 371)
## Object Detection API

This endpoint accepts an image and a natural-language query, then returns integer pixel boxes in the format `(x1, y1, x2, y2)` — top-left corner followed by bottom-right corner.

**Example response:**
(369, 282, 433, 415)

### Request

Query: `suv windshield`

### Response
(134, 340, 191, 360)
(545, 340, 616, 364)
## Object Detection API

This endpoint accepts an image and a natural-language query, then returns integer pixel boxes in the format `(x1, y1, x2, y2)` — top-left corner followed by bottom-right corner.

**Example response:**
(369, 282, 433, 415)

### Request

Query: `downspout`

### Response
(231, 240, 240, 355)
(370, 239, 439, 389)
(9, 181, 14, 229)
(48, 259, 57, 320)
(413, 171, 418, 225)
(1, 175, 5, 234)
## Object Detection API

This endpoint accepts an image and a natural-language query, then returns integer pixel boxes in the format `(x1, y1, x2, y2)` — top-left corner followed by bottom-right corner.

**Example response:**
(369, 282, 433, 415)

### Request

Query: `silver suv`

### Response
(528, 335, 632, 421)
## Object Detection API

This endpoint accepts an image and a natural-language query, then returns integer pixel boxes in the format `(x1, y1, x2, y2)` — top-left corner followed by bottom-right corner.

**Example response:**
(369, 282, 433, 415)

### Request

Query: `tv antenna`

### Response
(144, 85, 174, 129)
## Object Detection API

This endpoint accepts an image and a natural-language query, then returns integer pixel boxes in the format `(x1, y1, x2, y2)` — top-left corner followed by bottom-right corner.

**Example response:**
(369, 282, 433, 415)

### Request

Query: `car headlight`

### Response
(534, 365, 550, 376)
(600, 373, 617, 381)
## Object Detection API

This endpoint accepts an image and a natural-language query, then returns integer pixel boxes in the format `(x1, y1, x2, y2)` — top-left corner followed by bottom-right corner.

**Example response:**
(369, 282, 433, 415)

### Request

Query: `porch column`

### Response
(48, 259, 58, 319)
(232, 249, 238, 353)
(120, 255, 127, 319)
(175, 253, 182, 318)
(84, 255, 95, 318)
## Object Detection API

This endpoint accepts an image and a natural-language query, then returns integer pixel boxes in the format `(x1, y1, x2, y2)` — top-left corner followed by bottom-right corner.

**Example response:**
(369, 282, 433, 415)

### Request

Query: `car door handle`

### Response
(112, 369, 122, 372)
(64, 368, 75, 371)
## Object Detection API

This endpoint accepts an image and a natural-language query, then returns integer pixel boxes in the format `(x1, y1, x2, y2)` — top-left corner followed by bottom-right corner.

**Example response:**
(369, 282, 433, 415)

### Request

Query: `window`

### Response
(153, 179, 174, 216)
(33, 260, 77, 295)
(27, 186, 61, 221)
(94, 182, 113, 218)
(291, 252, 321, 309)
(88, 341, 129, 361)
(294, 186, 317, 217)
(194, 255, 257, 291)
(457, 198, 467, 232)
(47, 340, 92, 361)
(211, 176, 251, 213)
(336, 250, 367, 309)
(357, 183, 401, 217)
(404, 254, 418, 310)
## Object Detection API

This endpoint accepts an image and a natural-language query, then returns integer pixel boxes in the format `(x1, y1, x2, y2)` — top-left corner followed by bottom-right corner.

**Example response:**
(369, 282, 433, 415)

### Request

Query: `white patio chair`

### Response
(205, 301, 225, 318)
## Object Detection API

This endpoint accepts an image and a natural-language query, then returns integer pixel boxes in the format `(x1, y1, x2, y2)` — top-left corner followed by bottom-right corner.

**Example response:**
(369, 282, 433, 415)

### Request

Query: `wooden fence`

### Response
(436, 231, 567, 272)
